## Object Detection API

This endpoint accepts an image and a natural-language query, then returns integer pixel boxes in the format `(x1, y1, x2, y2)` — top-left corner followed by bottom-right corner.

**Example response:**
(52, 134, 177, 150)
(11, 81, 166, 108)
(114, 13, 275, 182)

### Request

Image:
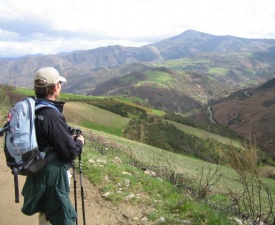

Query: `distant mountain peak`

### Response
(181, 29, 209, 35)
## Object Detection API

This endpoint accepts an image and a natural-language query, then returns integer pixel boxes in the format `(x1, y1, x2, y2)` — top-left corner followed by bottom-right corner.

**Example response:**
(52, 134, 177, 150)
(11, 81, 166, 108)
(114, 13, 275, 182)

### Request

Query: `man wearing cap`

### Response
(21, 67, 85, 225)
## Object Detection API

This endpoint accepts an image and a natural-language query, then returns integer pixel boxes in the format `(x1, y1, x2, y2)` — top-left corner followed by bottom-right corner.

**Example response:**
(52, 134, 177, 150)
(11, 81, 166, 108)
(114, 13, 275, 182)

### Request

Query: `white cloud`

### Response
(1, 0, 275, 57)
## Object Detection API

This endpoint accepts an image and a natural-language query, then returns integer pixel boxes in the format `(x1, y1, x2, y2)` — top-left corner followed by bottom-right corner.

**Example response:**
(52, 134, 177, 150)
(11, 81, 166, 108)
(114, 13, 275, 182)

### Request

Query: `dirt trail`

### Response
(0, 137, 147, 225)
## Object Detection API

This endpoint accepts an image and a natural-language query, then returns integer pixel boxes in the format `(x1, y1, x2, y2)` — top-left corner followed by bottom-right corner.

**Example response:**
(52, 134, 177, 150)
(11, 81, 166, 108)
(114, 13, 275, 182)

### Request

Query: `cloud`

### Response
(1, 0, 275, 57)
(0, 17, 52, 38)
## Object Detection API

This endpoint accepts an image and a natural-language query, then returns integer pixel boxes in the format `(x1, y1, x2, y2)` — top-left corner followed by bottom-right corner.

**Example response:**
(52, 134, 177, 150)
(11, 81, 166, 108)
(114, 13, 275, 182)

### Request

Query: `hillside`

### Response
(1, 86, 275, 224)
(2, 121, 275, 224)
(91, 67, 232, 112)
(194, 78, 275, 158)
(6, 85, 274, 162)
(153, 51, 275, 88)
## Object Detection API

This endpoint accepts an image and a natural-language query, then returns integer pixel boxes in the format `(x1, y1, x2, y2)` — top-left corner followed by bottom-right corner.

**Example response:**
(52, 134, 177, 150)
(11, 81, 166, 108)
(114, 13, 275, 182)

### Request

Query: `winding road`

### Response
(207, 106, 216, 124)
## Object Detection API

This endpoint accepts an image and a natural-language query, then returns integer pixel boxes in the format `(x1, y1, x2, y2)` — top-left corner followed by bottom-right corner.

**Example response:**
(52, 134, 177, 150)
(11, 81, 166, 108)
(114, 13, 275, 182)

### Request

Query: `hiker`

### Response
(21, 67, 85, 225)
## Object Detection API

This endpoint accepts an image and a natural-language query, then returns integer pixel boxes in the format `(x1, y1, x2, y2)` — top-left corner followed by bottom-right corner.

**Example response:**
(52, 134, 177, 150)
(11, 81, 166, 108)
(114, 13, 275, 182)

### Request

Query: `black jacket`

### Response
(35, 98, 83, 162)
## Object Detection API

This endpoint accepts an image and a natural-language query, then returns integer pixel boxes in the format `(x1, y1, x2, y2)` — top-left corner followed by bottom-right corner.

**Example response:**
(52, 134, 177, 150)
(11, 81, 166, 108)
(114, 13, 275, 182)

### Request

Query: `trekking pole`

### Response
(79, 153, 86, 225)
(13, 168, 20, 203)
(72, 161, 78, 225)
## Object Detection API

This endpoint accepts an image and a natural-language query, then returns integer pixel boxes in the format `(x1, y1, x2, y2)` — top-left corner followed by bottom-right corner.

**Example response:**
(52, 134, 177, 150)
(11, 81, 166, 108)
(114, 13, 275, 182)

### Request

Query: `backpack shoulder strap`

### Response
(25, 97, 36, 138)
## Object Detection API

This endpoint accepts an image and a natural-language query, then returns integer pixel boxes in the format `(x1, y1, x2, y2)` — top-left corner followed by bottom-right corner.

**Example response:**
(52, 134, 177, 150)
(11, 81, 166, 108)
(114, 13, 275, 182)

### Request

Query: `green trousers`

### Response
(22, 158, 77, 225)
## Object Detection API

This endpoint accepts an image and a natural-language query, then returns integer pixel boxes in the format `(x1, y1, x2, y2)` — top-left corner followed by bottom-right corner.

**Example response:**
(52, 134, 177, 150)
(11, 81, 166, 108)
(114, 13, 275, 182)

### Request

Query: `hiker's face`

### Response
(53, 82, 62, 99)
(57, 81, 62, 94)
(58, 81, 62, 90)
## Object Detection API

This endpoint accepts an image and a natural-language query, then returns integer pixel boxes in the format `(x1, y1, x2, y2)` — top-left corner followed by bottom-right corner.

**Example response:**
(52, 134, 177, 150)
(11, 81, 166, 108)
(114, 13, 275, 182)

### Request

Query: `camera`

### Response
(68, 126, 82, 140)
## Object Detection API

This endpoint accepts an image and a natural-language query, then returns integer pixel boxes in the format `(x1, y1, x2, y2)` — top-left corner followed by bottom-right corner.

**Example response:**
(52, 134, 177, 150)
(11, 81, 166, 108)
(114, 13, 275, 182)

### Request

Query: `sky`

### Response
(1, 0, 275, 58)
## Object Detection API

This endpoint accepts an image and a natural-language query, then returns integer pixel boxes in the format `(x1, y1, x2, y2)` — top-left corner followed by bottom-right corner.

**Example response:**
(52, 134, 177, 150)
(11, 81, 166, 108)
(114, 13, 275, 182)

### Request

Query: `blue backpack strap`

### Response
(26, 97, 35, 148)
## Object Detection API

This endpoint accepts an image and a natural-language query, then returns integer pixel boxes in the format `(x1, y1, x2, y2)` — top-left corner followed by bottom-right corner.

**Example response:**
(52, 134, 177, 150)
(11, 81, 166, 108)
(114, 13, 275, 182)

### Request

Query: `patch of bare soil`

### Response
(0, 137, 150, 225)
(212, 90, 275, 157)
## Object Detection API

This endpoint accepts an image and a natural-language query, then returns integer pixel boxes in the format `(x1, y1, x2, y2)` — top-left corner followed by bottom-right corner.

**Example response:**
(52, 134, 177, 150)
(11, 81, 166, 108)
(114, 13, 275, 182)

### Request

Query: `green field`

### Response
(15, 87, 100, 100)
(135, 70, 172, 88)
(64, 102, 130, 136)
(208, 67, 228, 75)
(168, 120, 243, 149)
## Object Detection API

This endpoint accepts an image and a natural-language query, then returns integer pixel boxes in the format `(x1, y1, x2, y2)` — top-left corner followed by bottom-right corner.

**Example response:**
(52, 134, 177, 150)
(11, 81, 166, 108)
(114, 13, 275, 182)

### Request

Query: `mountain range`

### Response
(1, 29, 275, 156)
(1, 30, 275, 89)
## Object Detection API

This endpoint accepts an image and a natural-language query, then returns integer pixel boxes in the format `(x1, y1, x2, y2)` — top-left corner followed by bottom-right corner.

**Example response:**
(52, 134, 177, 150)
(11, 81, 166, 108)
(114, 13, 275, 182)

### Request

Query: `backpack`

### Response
(0, 97, 57, 203)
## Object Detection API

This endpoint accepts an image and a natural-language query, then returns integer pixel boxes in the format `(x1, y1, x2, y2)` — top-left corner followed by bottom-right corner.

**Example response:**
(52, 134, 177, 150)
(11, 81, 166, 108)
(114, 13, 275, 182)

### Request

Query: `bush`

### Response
(221, 141, 275, 224)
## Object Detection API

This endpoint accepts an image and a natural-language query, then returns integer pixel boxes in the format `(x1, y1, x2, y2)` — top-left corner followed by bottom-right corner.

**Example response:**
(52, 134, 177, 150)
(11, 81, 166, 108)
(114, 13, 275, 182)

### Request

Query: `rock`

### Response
(88, 158, 106, 166)
(156, 177, 163, 182)
(96, 159, 107, 164)
(144, 169, 156, 177)
(113, 157, 122, 164)
(232, 217, 243, 225)
(102, 192, 112, 198)
(125, 193, 135, 201)
(104, 175, 110, 182)
(157, 217, 165, 223)
(141, 217, 148, 222)
(125, 179, 130, 188)
(182, 220, 192, 224)
(88, 159, 95, 164)
(122, 171, 133, 176)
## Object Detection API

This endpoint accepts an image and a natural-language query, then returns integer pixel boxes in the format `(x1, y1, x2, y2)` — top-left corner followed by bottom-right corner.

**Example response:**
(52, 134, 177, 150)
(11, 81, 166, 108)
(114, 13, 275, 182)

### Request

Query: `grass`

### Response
(88, 127, 275, 192)
(143, 70, 172, 83)
(82, 132, 235, 224)
(121, 74, 137, 83)
(63, 102, 130, 136)
(168, 120, 243, 149)
(135, 70, 172, 88)
(112, 95, 144, 104)
(82, 128, 275, 224)
(15, 87, 101, 100)
(83, 129, 238, 184)
(154, 58, 211, 68)
(148, 109, 166, 116)
(79, 120, 124, 136)
(208, 67, 228, 75)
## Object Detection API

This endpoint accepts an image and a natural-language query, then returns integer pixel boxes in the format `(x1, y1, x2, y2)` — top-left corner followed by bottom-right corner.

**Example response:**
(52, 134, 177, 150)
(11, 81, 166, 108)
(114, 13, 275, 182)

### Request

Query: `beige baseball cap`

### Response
(34, 67, 67, 87)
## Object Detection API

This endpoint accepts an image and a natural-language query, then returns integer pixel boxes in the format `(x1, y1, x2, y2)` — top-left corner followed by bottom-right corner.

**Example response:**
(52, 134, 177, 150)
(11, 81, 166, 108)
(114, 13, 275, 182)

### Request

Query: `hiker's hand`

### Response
(77, 134, 85, 145)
